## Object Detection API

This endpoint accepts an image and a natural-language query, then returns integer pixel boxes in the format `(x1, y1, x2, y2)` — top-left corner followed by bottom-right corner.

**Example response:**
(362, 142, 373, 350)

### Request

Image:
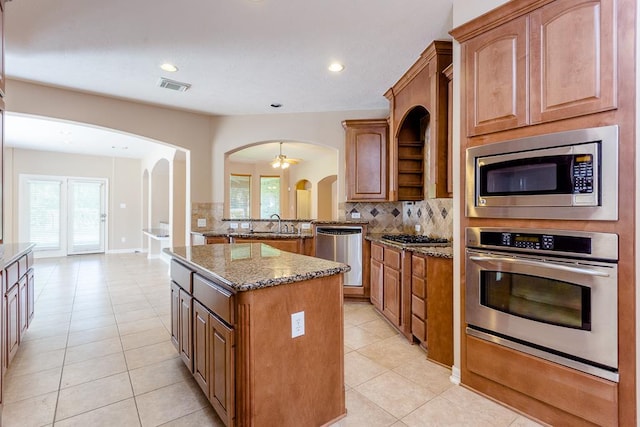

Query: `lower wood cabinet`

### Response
(5, 284, 18, 366)
(411, 254, 453, 367)
(179, 289, 193, 370)
(370, 245, 383, 311)
(170, 281, 180, 349)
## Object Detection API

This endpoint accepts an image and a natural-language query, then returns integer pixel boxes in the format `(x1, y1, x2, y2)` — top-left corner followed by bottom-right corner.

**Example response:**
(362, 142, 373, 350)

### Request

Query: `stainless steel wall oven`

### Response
(465, 227, 618, 382)
(466, 125, 618, 220)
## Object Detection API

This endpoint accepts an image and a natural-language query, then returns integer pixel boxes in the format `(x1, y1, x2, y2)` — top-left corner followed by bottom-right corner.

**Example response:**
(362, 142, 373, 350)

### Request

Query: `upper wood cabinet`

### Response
(343, 119, 389, 201)
(455, 0, 616, 136)
(385, 40, 452, 200)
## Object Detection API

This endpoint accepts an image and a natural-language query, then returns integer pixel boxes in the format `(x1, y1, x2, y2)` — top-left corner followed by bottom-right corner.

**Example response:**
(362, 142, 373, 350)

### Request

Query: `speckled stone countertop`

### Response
(166, 243, 351, 292)
(193, 231, 314, 240)
(1, 243, 36, 266)
(365, 234, 453, 259)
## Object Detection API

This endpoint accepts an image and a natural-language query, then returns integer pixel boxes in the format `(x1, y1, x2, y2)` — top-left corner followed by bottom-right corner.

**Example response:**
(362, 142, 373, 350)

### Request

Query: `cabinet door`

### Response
(18, 276, 27, 340)
(27, 270, 34, 326)
(193, 300, 210, 398)
(530, 0, 616, 123)
(382, 266, 401, 326)
(170, 282, 180, 350)
(344, 119, 389, 201)
(5, 285, 18, 366)
(370, 259, 383, 311)
(464, 16, 529, 136)
(179, 289, 193, 371)
(210, 313, 234, 427)
(425, 257, 453, 367)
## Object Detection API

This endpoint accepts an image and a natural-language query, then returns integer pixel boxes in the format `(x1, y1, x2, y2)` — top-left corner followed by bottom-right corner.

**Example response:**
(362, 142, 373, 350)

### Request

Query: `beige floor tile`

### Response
(17, 334, 68, 356)
(129, 357, 192, 395)
(54, 397, 141, 427)
(118, 316, 166, 336)
(158, 405, 225, 427)
(125, 340, 179, 370)
(55, 372, 133, 420)
(67, 324, 120, 347)
(69, 313, 116, 332)
(355, 371, 436, 419)
(343, 325, 385, 350)
(64, 336, 123, 364)
(121, 326, 171, 351)
(71, 305, 114, 320)
(3, 366, 62, 403)
(115, 307, 160, 324)
(344, 351, 387, 387)
(510, 416, 546, 426)
(357, 334, 425, 370)
(27, 311, 73, 326)
(344, 306, 384, 326)
(136, 380, 210, 427)
(61, 352, 127, 388)
(392, 357, 454, 395)
(7, 348, 66, 377)
(356, 317, 400, 339)
(112, 300, 154, 313)
(330, 389, 397, 427)
(1, 390, 58, 427)
(20, 321, 70, 342)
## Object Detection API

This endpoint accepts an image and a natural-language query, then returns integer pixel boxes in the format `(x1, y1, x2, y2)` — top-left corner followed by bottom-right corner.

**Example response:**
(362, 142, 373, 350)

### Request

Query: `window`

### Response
(260, 176, 280, 218)
(229, 174, 251, 218)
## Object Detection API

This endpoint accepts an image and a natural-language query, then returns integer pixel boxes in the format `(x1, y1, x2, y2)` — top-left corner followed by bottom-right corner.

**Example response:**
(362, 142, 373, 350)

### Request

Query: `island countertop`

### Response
(166, 243, 350, 292)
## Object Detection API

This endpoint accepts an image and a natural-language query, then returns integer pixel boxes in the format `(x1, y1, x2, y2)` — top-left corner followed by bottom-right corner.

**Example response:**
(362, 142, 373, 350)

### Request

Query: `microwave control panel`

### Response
(572, 154, 594, 194)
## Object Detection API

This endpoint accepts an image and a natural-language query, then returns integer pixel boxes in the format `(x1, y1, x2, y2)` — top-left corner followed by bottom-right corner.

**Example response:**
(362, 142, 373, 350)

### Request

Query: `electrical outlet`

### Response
(301, 223, 311, 230)
(351, 212, 361, 219)
(120, 203, 126, 209)
(197, 218, 207, 227)
(241, 222, 250, 229)
(230, 222, 239, 229)
(121, 237, 126, 243)
(291, 311, 305, 338)
(415, 224, 421, 233)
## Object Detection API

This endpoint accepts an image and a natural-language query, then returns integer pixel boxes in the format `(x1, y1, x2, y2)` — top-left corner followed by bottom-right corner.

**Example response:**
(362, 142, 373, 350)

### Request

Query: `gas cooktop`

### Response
(381, 234, 450, 246)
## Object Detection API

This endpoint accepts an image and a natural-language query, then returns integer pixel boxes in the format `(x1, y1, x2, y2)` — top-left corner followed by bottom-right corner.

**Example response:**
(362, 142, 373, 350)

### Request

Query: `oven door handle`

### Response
(468, 255, 610, 277)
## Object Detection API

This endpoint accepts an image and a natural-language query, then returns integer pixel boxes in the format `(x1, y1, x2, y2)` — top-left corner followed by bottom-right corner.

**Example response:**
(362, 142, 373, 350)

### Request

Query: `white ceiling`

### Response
(3, 0, 455, 160)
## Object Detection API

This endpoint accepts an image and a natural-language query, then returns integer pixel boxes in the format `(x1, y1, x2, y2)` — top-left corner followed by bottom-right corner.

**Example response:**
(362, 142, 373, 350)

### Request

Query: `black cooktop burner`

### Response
(381, 234, 450, 246)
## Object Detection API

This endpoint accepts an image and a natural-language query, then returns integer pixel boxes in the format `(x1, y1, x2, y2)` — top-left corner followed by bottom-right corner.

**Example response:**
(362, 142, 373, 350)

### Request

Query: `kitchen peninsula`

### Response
(165, 243, 349, 427)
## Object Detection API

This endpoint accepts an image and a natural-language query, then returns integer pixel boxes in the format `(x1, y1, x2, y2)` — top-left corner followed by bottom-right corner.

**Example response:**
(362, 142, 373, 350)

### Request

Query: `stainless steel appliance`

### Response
(466, 125, 618, 220)
(465, 227, 618, 382)
(315, 226, 362, 287)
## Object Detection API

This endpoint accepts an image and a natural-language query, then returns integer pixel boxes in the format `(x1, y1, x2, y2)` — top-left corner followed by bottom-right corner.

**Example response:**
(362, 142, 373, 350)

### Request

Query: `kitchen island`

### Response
(165, 243, 349, 427)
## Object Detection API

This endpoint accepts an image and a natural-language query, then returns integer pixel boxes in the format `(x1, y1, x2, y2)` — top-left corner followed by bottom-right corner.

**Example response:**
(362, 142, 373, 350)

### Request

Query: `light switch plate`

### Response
(351, 212, 361, 219)
(301, 223, 311, 230)
(241, 222, 250, 229)
(291, 311, 305, 338)
(230, 223, 239, 229)
(197, 218, 207, 227)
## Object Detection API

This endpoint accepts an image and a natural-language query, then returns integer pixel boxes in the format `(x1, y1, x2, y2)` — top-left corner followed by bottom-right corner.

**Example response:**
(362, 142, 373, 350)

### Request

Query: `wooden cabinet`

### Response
(4, 284, 17, 366)
(457, 0, 616, 136)
(27, 270, 34, 326)
(170, 281, 180, 349)
(343, 119, 389, 201)
(208, 313, 234, 426)
(443, 64, 453, 196)
(179, 289, 193, 371)
(369, 242, 411, 336)
(385, 40, 452, 200)
(18, 276, 27, 340)
(411, 254, 453, 367)
(193, 300, 210, 396)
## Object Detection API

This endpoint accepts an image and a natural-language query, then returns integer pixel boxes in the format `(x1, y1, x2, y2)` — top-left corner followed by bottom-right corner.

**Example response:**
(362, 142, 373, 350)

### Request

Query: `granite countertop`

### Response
(2, 243, 36, 266)
(365, 234, 453, 259)
(192, 231, 314, 239)
(166, 243, 350, 292)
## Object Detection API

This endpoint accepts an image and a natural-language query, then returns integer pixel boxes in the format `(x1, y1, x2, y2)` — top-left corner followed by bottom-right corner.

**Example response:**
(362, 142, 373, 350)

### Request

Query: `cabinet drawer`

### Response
(411, 295, 425, 319)
(171, 260, 193, 293)
(18, 255, 27, 278)
(411, 314, 426, 342)
(412, 255, 425, 277)
(412, 275, 425, 299)
(5, 261, 18, 289)
(26, 251, 34, 269)
(384, 247, 401, 270)
(193, 274, 234, 326)
(371, 244, 384, 262)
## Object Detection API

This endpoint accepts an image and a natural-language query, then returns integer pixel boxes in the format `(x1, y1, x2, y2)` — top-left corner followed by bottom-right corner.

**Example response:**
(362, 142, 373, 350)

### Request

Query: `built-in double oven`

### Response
(464, 125, 620, 382)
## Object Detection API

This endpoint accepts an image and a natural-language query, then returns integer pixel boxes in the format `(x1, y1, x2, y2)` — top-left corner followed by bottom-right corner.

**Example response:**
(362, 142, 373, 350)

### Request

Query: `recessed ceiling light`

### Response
(160, 63, 179, 72)
(328, 63, 345, 73)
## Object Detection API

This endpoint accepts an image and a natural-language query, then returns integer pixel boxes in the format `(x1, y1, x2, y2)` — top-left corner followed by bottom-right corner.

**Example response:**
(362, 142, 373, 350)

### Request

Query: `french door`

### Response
(20, 175, 107, 257)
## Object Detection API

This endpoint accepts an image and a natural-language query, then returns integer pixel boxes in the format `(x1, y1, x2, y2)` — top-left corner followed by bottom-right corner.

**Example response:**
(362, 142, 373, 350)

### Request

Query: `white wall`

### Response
(5, 147, 142, 251)
(209, 110, 388, 205)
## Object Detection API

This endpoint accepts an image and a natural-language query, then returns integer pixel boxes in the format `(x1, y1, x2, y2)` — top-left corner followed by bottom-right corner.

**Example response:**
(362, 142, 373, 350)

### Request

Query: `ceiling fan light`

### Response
(281, 162, 290, 169)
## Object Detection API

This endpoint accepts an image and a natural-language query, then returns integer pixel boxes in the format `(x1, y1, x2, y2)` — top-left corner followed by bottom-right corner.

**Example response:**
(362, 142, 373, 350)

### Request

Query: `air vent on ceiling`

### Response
(157, 77, 191, 92)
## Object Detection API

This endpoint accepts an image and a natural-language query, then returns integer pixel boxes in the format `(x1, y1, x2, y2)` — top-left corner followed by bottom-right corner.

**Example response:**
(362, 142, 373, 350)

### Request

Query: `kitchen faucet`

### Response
(270, 213, 281, 233)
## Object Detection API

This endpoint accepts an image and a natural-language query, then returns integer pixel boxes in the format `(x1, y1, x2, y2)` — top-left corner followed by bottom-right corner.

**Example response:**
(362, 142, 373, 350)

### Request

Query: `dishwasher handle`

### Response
(316, 227, 362, 236)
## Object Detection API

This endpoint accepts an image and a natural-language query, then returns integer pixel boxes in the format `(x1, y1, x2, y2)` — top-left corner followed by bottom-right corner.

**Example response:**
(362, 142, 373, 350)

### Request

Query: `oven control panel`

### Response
(500, 233, 555, 251)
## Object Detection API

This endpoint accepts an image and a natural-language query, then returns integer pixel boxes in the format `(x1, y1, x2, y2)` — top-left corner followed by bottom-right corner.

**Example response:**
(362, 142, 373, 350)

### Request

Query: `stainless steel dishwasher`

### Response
(315, 226, 363, 287)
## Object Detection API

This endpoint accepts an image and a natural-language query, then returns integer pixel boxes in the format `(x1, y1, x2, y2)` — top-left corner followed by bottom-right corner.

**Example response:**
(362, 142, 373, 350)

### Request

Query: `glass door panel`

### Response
(68, 179, 106, 254)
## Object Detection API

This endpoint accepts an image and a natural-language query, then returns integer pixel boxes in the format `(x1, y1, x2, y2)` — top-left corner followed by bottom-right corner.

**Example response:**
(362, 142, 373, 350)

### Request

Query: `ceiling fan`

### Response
(270, 142, 300, 169)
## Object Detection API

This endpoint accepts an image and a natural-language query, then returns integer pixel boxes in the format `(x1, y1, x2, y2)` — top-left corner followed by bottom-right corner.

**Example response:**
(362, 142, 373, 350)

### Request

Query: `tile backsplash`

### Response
(340, 199, 453, 239)
(191, 199, 453, 239)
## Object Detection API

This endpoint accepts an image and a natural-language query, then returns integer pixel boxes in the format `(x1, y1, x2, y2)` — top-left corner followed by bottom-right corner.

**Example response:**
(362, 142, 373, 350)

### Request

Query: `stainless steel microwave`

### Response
(466, 125, 618, 220)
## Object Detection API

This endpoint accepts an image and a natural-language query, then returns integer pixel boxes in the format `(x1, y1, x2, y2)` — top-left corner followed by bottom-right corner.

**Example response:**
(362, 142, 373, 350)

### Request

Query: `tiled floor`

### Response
(2, 253, 543, 427)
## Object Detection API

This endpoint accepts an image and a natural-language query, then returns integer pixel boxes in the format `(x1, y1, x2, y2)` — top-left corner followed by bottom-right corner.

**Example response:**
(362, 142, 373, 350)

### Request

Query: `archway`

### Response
(295, 180, 312, 219)
(317, 175, 337, 221)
